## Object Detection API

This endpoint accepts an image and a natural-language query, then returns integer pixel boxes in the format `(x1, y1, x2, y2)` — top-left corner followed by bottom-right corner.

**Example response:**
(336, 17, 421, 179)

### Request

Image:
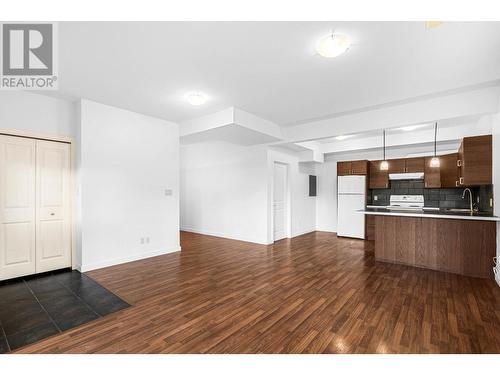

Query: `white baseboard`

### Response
(181, 227, 269, 245)
(80, 246, 181, 272)
(315, 227, 336, 233)
(290, 228, 316, 238)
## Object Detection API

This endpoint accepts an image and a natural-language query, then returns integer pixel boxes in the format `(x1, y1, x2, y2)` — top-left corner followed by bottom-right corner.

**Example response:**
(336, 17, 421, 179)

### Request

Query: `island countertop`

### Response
(360, 206, 500, 222)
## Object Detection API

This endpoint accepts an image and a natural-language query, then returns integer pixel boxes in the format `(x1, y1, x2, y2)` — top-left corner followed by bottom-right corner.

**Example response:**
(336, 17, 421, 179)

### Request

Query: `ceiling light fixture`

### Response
(186, 92, 207, 106)
(425, 21, 443, 29)
(380, 130, 389, 171)
(400, 125, 419, 132)
(429, 122, 440, 168)
(316, 33, 351, 58)
(335, 135, 353, 141)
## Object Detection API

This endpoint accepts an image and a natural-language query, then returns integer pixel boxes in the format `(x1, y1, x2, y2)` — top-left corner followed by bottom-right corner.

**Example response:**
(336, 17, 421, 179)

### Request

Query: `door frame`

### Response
(270, 161, 291, 243)
(0, 128, 77, 272)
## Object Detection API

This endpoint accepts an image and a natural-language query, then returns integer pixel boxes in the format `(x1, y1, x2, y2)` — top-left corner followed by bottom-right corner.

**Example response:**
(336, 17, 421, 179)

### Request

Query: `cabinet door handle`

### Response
(457, 160, 462, 167)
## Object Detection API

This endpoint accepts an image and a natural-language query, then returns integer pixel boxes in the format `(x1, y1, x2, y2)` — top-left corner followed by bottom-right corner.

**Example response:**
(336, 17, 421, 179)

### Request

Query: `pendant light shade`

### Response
(380, 130, 388, 171)
(430, 122, 440, 168)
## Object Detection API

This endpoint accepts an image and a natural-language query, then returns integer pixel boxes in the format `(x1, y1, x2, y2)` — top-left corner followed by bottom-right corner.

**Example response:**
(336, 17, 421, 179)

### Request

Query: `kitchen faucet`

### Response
(462, 188, 473, 212)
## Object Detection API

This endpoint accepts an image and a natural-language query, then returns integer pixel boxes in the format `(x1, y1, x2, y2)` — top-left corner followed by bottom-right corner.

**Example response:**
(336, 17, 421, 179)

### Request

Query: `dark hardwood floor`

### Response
(14, 231, 500, 354)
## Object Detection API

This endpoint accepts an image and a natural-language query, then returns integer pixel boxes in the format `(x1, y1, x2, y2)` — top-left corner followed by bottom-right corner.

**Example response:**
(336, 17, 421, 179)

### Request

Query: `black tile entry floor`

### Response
(0, 270, 129, 353)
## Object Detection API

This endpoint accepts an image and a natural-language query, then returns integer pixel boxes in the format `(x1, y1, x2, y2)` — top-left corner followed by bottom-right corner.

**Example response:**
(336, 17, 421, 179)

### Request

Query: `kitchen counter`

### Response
(360, 206, 500, 221)
(363, 209, 497, 279)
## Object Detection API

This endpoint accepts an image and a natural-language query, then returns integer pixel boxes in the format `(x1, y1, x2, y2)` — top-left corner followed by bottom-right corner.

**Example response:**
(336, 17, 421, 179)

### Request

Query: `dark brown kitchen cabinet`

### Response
(424, 157, 441, 188)
(388, 159, 405, 174)
(337, 160, 368, 176)
(387, 157, 424, 173)
(369, 161, 389, 189)
(351, 160, 368, 175)
(439, 153, 459, 188)
(405, 157, 425, 173)
(457, 135, 492, 186)
(337, 161, 351, 176)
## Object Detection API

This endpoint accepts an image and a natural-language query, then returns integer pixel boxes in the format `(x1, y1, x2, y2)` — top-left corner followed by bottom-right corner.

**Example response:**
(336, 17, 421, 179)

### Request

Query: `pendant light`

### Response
(380, 130, 388, 171)
(429, 122, 440, 168)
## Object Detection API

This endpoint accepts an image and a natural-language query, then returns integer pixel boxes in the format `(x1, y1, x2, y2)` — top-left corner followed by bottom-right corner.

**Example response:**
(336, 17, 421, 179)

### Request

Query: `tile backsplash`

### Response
(368, 180, 493, 212)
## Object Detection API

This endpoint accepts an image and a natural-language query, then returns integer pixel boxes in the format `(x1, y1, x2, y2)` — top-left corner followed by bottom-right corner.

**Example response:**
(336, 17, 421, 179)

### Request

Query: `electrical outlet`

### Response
(164, 189, 173, 196)
(140, 238, 145, 244)
(374, 196, 378, 201)
(146, 237, 150, 243)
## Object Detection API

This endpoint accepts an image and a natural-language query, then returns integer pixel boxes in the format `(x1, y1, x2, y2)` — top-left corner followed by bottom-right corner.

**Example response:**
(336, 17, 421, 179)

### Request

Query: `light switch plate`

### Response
(164, 189, 173, 196)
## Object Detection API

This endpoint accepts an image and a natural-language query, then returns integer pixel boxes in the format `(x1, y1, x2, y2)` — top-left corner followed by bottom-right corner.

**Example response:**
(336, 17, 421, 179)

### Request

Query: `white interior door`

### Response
(0, 135, 36, 280)
(273, 163, 287, 241)
(35, 140, 71, 273)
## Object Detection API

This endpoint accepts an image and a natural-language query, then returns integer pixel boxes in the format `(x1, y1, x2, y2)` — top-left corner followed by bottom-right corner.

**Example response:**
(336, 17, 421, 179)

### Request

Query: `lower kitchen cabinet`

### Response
(374, 215, 496, 279)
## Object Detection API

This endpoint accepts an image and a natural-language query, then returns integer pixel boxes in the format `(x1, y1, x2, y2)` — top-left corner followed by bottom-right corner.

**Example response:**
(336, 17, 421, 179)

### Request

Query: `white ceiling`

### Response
(51, 22, 500, 125)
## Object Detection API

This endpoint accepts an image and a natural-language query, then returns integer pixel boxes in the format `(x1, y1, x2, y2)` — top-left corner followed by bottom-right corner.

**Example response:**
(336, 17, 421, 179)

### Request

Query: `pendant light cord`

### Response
(383, 130, 386, 160)
(434, 122, 437, 157)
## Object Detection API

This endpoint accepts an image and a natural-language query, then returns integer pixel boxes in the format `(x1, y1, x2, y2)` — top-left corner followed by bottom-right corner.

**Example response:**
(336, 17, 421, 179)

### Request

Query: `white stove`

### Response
(387, 195, 424, 210)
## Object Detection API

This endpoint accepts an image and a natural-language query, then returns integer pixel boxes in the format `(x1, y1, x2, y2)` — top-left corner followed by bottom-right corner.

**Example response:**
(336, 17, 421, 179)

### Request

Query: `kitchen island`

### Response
(361, 207, 499, 279)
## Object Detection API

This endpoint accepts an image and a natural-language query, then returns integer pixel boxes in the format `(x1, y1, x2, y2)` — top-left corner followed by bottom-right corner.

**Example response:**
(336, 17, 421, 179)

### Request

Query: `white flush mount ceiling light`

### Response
(335, 135, 353, 141)
(400, 125, 419, 132)
(316, 33, 351, 58)
(185, 92, 207, 106)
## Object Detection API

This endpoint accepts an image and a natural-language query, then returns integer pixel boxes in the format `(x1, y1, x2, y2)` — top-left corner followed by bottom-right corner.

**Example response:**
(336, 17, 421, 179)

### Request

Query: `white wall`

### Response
(180, 142, 269, 244)
(267, 149, 316, 242)
(78, 99, 180, 271)
(0, 91, 76, 137)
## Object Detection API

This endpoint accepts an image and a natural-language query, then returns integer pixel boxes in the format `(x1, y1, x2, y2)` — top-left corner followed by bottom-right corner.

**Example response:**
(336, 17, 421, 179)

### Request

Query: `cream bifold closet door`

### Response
(0, 135, 71, 281)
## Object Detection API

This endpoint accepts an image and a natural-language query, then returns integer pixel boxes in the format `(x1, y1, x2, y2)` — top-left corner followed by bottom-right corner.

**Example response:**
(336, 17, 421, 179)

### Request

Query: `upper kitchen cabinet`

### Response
(424, 157, 441, 188)
(387, 157, 424, 174)
(337, 161, 351, 176)
(337, 160, 368, 176)
(405, 157, 425, 173)
(388, 159, 405, 174)
(439, 153, 459, 188)
(369, 161, 389, 189)
(458, 135, 492, 186)
(351, 160, 368, 175)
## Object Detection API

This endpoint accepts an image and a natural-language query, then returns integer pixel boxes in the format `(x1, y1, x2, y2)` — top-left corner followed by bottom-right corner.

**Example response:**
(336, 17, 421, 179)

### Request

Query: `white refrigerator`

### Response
(337, 175, 366, 239)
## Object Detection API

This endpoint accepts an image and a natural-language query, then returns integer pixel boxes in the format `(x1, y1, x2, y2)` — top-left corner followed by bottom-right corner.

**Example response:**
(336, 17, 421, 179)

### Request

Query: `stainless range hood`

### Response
(388, 172, 424, 180)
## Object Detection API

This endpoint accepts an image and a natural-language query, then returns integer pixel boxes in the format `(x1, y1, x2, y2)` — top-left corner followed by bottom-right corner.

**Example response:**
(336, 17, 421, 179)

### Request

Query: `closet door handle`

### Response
(50, 213, 55, 216)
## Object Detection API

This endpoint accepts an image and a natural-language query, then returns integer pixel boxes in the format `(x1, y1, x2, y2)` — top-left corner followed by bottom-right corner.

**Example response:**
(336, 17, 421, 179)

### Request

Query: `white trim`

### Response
(496, 273, 500, 288)
(80, 246, 181, 272)
(181, 228, 270, 245)
(315, 227, 336, 233)
(291, 228, 316, 238)
(0, 127, 73, 144)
